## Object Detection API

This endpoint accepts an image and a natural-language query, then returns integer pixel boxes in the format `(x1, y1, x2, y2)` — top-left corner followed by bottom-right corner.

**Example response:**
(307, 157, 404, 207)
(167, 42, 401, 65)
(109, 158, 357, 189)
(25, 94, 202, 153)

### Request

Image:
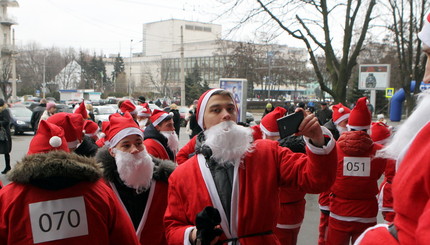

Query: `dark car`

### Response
(8, 107, 33, 135)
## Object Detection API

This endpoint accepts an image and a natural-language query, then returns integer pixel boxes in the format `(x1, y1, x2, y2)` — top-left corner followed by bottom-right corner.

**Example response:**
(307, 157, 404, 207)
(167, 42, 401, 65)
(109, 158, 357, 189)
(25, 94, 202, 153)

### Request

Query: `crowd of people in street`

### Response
(0, 12, 429, 245)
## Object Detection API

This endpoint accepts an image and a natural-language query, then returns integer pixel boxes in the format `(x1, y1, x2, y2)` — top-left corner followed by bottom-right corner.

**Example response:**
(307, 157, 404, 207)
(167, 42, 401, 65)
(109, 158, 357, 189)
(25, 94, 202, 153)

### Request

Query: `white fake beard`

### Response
(377, 90, 430, 164)
(138, 118, 148, 129)
(336, 125, 348, 135)
(113, 148, 154, 194)
(203, 121, 254, 167)
(160, 131, 179, 154)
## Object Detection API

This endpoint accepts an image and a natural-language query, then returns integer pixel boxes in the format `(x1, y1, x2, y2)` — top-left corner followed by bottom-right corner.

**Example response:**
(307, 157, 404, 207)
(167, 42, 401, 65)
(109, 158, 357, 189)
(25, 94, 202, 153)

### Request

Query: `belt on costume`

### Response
(220, 230, 273, 244)
(388, 223, 399, 241)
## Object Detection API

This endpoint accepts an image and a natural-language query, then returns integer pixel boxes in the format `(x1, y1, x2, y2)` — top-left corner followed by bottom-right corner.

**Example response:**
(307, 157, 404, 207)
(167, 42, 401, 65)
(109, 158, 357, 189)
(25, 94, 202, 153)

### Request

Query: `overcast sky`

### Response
(10, 0, 244, 56)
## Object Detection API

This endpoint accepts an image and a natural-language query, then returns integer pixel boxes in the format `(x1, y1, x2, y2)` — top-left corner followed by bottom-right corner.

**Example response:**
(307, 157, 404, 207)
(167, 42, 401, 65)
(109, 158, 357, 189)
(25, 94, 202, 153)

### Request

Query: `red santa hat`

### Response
(332, 103, 351, 125)
(74, 101, 89, 119)
(120, 100, 137, 114)
(347, 97, 372, 131)
(419, 13, 430, 47)
(150, 109, 172, 127)
(106, 112, 143, 148)
(47, 112, 84, 149)
(137, 103, 151, 117)
(83, 120, 99, 137)
(371, 122, 391, 145)
(28, 120, 70, 155)
(196, 88, 237, 129)
(260, 107, 287, 137)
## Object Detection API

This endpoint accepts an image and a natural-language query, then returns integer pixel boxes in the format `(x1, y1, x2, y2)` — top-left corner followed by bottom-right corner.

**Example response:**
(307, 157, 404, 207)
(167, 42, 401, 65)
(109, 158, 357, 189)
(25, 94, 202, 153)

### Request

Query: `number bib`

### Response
(29, 196, 88, 243)
(343, 157, 371, 177)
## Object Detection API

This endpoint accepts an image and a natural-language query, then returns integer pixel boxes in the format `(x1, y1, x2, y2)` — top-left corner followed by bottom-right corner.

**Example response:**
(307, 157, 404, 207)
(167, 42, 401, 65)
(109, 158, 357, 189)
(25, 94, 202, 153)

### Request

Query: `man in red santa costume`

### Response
(0, 120, 139, 244)
(370, 122, 396, 223)
(137, 102, 152, 130)
(259, 106, 307, 245)
(95, 112, 176, 245)
(319, 102, 350, 245)
(164, 88, 338, 244)
(144, 109, 178, 161)
(118, 99, 138, 120)
(326, 97, 387, 245)
(355, 12, 430, 245)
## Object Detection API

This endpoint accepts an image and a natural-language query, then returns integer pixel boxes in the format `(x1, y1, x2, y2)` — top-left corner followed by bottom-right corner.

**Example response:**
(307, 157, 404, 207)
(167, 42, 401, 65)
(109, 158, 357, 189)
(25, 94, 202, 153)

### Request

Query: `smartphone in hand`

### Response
(277, 111, 305, 139)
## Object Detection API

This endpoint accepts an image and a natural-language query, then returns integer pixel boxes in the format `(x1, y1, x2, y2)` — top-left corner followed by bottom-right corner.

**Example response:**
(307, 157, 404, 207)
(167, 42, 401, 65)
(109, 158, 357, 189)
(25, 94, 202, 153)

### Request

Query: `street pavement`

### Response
(0, 117, 402, 244)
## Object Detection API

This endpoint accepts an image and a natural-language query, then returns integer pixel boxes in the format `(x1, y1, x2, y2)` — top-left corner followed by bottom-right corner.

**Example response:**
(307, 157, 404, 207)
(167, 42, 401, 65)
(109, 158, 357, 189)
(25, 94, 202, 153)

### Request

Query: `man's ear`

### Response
(108, 148, 116, 158)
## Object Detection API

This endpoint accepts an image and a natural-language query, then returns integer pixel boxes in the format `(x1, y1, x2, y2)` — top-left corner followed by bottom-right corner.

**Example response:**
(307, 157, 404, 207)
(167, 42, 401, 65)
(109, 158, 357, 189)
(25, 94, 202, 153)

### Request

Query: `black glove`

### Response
(195, 206, 223, 245)
(237, 121, 250, 127)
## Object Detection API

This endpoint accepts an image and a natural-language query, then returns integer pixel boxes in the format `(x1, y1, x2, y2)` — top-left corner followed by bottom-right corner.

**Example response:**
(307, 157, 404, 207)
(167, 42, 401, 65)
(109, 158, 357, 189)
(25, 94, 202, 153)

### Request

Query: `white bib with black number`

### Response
(29, 196, 88, 244)
(343, 157, 371, 177)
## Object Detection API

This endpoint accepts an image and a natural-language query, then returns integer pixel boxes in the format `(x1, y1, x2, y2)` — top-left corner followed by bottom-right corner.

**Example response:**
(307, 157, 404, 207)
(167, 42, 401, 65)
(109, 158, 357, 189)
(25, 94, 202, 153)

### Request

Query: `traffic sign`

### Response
(385, 88, 394, 98)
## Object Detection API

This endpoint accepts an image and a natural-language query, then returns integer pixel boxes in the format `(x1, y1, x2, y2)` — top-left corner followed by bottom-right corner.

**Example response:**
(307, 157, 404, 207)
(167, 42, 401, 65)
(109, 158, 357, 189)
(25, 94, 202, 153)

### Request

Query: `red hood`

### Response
(337, 131, 374, 156)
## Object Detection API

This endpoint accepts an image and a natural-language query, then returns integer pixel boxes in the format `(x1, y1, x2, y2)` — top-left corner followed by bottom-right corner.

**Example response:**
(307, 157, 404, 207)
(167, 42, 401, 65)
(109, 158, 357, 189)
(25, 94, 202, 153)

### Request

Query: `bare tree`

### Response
(0, 56, 12, 100)
(384, 0, 429, 114)
(220, 0, 377, 103)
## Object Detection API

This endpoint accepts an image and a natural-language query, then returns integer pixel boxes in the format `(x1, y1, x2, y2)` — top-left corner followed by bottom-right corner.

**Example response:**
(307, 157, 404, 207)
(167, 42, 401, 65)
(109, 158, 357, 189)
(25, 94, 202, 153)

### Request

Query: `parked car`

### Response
(56, 104, 73, 113)
(8, 107, 33, 135)
(93, 105, 117, 126)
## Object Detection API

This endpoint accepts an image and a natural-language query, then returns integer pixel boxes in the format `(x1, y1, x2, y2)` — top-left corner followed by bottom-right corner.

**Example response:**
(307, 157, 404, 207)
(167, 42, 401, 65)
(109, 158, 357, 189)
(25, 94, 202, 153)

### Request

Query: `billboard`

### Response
(219, 78, 247, 123)
(358, 64, 390, 90)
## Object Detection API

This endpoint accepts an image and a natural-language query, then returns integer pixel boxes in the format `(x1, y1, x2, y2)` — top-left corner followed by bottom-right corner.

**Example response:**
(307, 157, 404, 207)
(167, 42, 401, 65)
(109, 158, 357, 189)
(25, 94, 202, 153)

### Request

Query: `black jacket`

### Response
(96, 147, 175, 229)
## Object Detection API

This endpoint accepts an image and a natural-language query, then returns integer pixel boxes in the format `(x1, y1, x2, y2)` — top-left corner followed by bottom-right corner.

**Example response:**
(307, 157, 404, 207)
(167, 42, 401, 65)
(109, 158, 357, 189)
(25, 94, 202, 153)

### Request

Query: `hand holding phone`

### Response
(277, 111, 305, 139)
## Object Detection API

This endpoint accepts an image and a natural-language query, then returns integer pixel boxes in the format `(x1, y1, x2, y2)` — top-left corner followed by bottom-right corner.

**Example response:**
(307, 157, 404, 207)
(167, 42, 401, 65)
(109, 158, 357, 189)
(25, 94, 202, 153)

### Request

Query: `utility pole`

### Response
(42, 55, 46, 99)
(11, 29, 16, 101)
(180, 26, 185, 106)
(129, 39, 133, 98)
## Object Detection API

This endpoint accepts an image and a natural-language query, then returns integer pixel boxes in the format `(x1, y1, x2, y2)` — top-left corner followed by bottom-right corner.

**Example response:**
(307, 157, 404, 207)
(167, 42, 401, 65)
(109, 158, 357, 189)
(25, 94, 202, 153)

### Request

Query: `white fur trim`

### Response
(136, 180, 155, 239)
(339, 108, 344, 113)
(183, 227, 195, 245)
(259, 123, 280, 137)
(49, 136, 62, 148)
(303, 126, 336, 155)
(355, 224, 389, 245)
(109, 127, 143, 148)
(276, 222, 303, 229)
(67, 139, 80, 149)
(197, 89, 223, 130)
(419, 16, 430, 47)
(319, 205, 330, 211)
(138, 112, 151, 117)
(197, 154, 233, 238)
(334, 113, 349, 125)
(329, 212, 377, 223)
(347, 124, 370, 131)
(152, 113, 170, 127)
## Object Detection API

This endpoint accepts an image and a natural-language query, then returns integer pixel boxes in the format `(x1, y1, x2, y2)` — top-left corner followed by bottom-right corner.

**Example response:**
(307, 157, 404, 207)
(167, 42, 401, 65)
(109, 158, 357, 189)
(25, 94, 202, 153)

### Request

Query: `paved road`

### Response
(1, 118, 400, 244)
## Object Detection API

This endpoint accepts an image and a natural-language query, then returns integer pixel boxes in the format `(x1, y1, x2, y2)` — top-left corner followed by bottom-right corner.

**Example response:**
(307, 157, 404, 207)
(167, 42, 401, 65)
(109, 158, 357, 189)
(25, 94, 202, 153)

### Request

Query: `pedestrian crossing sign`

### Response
(385, 88, 394, 98)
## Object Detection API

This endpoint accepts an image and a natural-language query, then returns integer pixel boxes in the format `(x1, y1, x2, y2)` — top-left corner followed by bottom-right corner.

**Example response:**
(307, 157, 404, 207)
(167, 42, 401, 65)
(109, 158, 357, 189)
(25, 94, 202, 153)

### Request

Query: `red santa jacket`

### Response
(330, 131, 387, 222)
(176, 135, 197, 165)
(391, 122, 430, 244)
(165, 136, 337, 245)
(144, 138, 170, 160)
(0, 151, 139, 245)
(378, 159, 396, 214)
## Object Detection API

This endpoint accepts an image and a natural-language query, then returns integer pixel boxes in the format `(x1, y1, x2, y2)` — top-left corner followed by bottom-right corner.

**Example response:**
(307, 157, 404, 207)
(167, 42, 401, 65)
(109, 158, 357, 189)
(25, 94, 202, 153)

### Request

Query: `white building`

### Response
(54, 60, 82, 90)
(105, 19, 309, 100)
(0, 0, 18, 100)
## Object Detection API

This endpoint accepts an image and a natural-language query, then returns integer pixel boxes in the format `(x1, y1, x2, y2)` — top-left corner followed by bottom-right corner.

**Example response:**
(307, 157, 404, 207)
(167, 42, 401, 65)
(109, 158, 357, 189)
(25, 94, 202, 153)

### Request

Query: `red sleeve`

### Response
(145, 138, 169, 160)
(276, 141, 337, 194)
(176, 136, 196, 165)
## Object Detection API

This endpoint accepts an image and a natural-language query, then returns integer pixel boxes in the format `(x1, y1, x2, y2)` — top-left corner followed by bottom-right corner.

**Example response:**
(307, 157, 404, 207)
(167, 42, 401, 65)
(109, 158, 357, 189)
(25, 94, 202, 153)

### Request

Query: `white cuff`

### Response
(303, 126, 335, 155)
(184, 226, 196, 245)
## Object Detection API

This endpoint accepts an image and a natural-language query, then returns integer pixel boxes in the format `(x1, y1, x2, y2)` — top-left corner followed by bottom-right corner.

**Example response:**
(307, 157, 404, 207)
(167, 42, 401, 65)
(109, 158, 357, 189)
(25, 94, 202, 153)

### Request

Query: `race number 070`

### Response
(29, 196, 88, 244)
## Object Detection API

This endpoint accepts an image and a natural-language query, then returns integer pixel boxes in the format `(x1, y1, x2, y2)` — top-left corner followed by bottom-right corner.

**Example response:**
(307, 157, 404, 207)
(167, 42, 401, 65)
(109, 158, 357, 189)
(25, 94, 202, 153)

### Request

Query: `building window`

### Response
(194, 26, 203, 31)
(185, 25, 194, 30)
(203, 27, 212, 32)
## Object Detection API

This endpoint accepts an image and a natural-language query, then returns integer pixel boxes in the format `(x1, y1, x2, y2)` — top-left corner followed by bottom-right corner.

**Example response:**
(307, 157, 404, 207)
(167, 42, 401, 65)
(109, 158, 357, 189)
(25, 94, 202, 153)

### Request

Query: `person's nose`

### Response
(129, 144, 140, 154)
(221, 109, 232, 121)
